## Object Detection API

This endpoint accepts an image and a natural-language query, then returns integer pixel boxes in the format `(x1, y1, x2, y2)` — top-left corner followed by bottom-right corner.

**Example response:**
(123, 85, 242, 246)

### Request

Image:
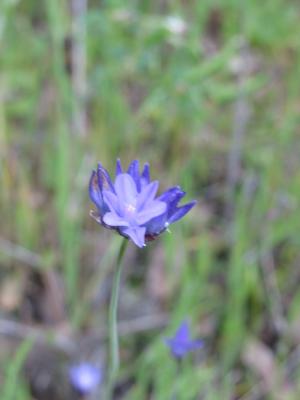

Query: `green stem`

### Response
(171, 359, 183, 400)
(107, 238, 128, 399)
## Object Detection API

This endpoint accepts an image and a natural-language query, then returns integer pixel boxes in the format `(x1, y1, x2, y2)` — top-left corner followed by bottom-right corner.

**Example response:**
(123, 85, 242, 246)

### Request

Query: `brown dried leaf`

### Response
(242, 338, 277, 392)
(0, 277, 23, 312)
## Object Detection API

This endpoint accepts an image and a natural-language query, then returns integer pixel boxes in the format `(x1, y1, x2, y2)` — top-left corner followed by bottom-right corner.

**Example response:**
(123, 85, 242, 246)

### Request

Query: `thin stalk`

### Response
(107, 238, 128, 399)
(171, 358, 182, 400)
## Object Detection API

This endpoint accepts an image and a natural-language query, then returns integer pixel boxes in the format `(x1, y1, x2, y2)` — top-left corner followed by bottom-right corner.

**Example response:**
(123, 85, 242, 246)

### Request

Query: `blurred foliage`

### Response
(1, 0, 300, 398)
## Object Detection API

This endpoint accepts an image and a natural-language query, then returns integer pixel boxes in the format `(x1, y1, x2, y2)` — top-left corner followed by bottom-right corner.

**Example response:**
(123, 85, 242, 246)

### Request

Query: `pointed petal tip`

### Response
(168, 200, 197, 225)
(116, 158, 123, 176)
(122, 226, 146, 248)
(127, 159, 139, 170)
(158, 186, 186, 205)
(142, 162, 150, 172)
(195, 339, 204, 348)
(189, 199, 197, 208)
(89, 210, 101, 224)
(127, 160, 141, 190)
(89, 170, 106, 212)
(141, 162, 150, 186)
(175, 185, 185, 193)
(176, 320, 190, 339)
(96, 163, 115, 192)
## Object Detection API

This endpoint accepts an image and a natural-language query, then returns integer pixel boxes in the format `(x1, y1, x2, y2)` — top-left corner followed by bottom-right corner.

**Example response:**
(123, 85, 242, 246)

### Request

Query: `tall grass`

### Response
(1, 0, 300, 398)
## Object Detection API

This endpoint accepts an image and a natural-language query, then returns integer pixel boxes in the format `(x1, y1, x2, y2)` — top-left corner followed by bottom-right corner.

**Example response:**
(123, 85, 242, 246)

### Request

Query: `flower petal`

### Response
(89, 171, 102, 206)
(143, 187, 184, 234)
(121, 226, 146, 247)
(175, 320, 190, 342)
(103, 212, 129, 227)
(165, 339, 188, 358)
(136, 200, 166, 225)
(127, 160, 140, 191)
(140, 162, 150, 188)
(89, 170, 108, 216)
(144, 213, 167, 235)
(165, 320, 202, 359)
(102, 190, 120, 214)
(114, 173, 138, 205)
(158, 186, 185, 201)
(159, 186, 185, 216)
(97, 164, 115, 192)
(115, 158, 123, 176)
(168, 201, 196, 225)
(136, 181, 159, 211)
(188, 339, 203, 351)
(69, 363, 102, 395)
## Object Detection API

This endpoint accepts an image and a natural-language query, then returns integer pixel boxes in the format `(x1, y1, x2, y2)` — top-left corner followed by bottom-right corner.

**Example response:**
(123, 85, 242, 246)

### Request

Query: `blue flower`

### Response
(69, 363, 102, 395)
(165, 321, 203, 359)
(89, 159, 196, 248)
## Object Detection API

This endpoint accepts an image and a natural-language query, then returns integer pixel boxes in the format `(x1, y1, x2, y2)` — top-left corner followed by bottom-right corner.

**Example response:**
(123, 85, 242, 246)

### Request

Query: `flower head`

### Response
(165, 320, 203, 359)
(89, 159, 196, 248)
(69, 363, 102, 395)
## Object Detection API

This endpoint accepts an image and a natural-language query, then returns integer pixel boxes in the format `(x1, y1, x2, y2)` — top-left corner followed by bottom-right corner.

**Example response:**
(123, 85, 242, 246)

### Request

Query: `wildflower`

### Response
(165, 321, 203, 359)
(89, 159, 196, 248)
(164, 16, 186, 35)
(69, 363, 102, 395)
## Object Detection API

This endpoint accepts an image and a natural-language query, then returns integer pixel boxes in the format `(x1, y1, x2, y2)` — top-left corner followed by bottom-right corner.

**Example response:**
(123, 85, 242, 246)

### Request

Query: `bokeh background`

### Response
(1, 0, 300, 399)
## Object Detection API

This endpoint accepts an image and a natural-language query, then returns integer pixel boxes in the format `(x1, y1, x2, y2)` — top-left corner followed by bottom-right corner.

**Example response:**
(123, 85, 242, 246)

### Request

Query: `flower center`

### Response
(125, 203, 136, 213)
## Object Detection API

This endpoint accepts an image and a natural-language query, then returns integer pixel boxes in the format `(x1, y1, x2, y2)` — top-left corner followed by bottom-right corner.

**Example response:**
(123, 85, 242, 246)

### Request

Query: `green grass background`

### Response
(1, 0, 300, 398)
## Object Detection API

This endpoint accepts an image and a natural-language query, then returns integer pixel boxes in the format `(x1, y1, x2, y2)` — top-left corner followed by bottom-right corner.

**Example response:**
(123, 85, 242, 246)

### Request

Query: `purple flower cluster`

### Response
(89, 159, 196, 248)
(165, 321, 203, 359)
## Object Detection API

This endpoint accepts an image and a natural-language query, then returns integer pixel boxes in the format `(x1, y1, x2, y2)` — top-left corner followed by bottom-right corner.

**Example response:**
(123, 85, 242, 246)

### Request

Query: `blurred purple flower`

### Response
(89, 159, 196, 248)
(69, 363, 101, 395)
(165, 321, 203, 359)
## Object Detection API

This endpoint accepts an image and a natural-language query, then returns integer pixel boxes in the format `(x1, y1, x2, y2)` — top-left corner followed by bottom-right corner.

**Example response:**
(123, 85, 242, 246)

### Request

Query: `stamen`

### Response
(126, 204, 136, 213)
